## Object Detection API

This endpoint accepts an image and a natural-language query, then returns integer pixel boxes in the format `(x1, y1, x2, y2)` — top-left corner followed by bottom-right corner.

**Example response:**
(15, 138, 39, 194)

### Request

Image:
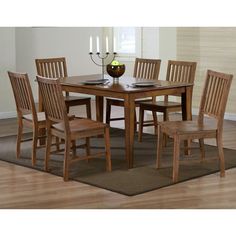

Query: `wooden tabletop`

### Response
(60, 74, 193, 94)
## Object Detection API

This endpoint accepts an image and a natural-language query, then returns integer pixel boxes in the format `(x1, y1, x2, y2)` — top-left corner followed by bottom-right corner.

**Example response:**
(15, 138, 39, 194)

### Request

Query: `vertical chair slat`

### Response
(8, 71, 37, 120)
(199, 70, 233, 119)
(36, 75, 68, 124)
(133, 58, 161, 80)
(212, 76, 221, 115)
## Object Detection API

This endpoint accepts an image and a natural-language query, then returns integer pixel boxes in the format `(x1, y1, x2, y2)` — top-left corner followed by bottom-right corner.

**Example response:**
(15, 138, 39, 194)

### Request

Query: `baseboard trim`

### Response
(0, 111, 17, 119)
(192, 108, 236, 121)
(147, 109, 236, 121)
(2, 106, 236, 121)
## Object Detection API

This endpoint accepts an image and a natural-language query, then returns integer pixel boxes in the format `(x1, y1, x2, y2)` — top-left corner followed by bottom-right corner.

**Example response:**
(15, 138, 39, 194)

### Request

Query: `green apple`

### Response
(111, 60, 123, 66)
(111, 60, 120, 66)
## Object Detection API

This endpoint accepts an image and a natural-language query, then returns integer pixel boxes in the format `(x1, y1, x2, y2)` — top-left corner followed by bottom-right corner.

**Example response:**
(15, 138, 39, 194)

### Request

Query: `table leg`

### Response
(182, 86, 192, 155)
(124, 95, 135, 168)
(96, 96, 104, 122)
(185, 86, 192, 120)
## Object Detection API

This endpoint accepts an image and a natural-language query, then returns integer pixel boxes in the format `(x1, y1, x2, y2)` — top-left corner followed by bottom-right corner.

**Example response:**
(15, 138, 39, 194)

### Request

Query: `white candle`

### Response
(113, 37, 116, 53)
(106, 36, 109, 53)
(89, 36, 92, 53)
(96, 36, 100, 53)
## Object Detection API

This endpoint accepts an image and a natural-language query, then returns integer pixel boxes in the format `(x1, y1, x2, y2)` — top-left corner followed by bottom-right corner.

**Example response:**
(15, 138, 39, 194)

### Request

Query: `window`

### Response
(113, 27, 141, 59)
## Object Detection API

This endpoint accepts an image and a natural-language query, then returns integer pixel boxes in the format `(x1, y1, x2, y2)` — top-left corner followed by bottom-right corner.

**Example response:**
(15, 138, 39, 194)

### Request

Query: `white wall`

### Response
(16, 27, 103, 101)
(0, 27, 103, 118)
(158, 27, 177, 80)
(142, 27, 159, 58)
(0, 28, 16, 118)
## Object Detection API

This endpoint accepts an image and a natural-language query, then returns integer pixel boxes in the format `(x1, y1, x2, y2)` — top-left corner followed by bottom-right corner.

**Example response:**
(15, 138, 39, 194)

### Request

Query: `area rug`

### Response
(1, 128, 236, 196)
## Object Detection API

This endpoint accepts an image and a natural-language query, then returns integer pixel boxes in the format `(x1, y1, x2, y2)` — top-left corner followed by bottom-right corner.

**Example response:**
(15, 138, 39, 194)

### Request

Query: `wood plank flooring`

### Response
(0, 101, 236, 208)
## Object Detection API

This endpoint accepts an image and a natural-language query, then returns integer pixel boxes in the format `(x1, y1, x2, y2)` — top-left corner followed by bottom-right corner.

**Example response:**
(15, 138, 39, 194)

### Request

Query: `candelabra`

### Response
(89, 52, 117, 79)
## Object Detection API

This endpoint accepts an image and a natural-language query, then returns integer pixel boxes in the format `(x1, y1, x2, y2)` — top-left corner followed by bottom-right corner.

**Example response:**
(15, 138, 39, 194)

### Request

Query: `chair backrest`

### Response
(133, 58, 161, 80)
(35, 57, 69, 98)
(36, 76, 69, 130)
(166, 60, 197, 83)
(8, 71, 37, 120)
(35, 57, 68, 78)
(198, 70, 233, 128)
(164, 60, 197, 101)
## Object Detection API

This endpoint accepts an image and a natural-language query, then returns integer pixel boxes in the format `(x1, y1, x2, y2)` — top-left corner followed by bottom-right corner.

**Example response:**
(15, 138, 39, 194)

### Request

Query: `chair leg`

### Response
(66, 105, 70, 114)
(172, 134, 180, 182)
(86, 101, 92, 119)
(216, 134, 225, 177)
(106, 101, 111, 125)
(85, 137, 90, 163)
(163, 110, 169, 147)
(134, 108, 137, 132)
(199, 138, 205, 161)
(138, 106, 144, 142)
(56, 137, 60, 151)
(72, 140, 77, 157)
(104, 127, 112, 172)
(63, 138, 71, 181)
(39, 127, 46, 145)
(32, 127, 38, 166)
(16, 117, 23, 159)
(156, 124, 163, 169)
(163, 109, 169, 121)
(45, 128, 52, 171)
(152, 111, 158, 135)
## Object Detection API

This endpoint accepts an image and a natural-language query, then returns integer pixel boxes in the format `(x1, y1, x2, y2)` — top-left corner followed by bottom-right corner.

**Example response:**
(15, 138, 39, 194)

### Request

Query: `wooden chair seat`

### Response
(159, 120, 217, 137)
(53, 119, 107, 134)
(106, 98, 153, 107)
(23, 112, 46, 123)
(157, 70, 233, 183)
(140, 100, 181, 109)
(138, 60, 197, 142)
(64, 96, 91, 102)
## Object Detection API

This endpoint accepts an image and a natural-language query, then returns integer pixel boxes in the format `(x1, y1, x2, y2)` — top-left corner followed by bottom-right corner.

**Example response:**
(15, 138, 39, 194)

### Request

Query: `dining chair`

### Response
(8, 71, 47, 166)
(156, 70, 233, 182)
(138, 60, 197, 142)
(36, 75, 112, 181)
(35, 57, 91, 117)
(106, 58, 161, 130)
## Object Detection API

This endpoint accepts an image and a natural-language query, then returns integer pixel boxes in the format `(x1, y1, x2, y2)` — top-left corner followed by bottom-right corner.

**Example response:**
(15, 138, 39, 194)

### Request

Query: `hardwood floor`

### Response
(1, 101, 236, 208)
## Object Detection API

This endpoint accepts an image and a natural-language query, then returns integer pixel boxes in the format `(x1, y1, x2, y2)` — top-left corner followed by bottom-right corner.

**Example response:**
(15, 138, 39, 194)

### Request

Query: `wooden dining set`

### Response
(8, 57, 233, 183)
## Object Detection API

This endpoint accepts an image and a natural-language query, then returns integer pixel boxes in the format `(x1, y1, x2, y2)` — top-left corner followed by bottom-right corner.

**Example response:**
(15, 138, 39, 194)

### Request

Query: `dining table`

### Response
(52, 74, 194, 169)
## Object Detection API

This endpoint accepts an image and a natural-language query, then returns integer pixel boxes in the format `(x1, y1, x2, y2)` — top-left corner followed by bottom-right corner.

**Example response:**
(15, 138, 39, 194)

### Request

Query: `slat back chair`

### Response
(37, 77, 68, 125)
(8, 71, 46, 166)
(8, 71, 37, 119)
(198, 70, 233, 128)
(106, 58, 161, 128)
(35, 57, 91, 117)
(133, 58, 161, 80)
(164, 60, 197, 102)
(35, 57, 68, 93)
(37, 76, 111, 181)
(157, 70, 233, 182)
(138, 60, 197, 142)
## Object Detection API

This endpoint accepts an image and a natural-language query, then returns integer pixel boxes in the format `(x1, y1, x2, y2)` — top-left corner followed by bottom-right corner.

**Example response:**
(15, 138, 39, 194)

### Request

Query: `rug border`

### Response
(1, 151, 236, 196)
(1, 133, 236, 196)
